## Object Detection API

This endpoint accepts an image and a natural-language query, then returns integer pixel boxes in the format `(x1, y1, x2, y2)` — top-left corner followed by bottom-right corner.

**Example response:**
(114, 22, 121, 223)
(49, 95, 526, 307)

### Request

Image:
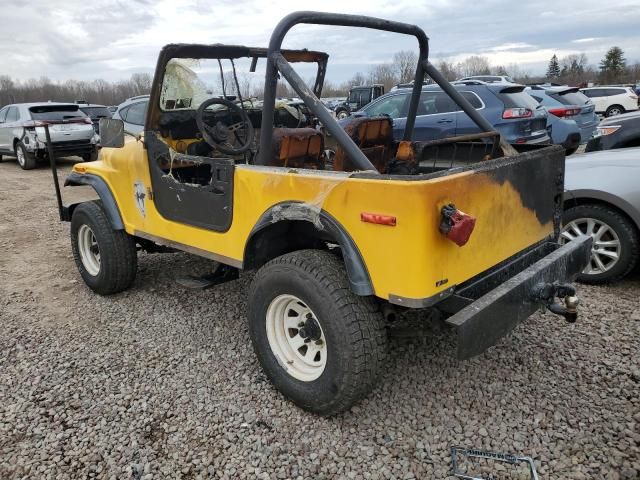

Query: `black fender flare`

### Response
(64, 172, 124, 230)
(245, 203, 374, 296)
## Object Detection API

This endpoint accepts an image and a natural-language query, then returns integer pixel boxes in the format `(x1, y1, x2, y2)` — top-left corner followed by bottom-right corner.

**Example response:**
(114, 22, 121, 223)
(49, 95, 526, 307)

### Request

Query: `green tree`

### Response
(599, 47, 626, 83)
(546, 54, 561, 80)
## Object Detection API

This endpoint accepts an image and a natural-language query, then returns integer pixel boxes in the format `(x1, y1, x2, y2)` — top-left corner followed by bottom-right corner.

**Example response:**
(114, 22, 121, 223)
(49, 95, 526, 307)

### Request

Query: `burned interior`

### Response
(142, 18, 526, 203)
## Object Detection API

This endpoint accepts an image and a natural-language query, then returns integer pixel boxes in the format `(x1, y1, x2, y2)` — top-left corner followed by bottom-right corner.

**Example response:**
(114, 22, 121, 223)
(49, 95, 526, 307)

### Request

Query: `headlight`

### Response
(593, 126, 621, 138)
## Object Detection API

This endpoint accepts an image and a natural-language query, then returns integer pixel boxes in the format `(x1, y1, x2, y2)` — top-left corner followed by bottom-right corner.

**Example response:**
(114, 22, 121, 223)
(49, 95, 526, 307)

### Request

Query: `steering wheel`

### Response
(195, 98, 254, 155)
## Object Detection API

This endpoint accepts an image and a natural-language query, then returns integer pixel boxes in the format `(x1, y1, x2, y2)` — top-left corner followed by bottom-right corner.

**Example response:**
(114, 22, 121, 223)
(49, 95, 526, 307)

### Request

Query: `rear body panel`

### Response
(82, 142, 563, 303)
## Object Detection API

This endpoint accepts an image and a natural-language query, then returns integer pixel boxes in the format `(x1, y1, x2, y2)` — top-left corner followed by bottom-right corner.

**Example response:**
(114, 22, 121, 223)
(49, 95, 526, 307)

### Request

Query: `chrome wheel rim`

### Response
(77, 224, 101, 276)
(265, 294, 327, 382)
(561, 218, 621, 275)
(608, 108, 622, 116)
(16, 147, 25, 167)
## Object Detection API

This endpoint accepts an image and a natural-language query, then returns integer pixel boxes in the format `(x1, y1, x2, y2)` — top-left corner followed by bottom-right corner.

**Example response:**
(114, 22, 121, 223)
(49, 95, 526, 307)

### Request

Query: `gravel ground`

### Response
(1, 158, 639, 480)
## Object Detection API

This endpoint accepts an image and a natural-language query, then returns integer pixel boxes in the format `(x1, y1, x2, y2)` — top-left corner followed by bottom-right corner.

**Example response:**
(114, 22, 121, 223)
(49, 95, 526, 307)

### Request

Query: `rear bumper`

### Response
(440, 236, 592, 359)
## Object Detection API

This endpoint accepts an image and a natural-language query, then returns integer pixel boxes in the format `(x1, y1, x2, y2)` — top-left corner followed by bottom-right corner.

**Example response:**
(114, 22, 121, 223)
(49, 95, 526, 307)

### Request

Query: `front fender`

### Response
(64, 172, 124, 230)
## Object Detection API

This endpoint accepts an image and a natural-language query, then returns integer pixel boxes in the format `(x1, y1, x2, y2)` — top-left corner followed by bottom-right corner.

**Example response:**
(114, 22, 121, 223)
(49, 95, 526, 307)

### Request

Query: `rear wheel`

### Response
(71, 201, 137, 294)
(605, 105, 624, 117)
(248, 249, 387, 415)
(561, 204, 639, 284)
(336, 110, 349, 120)
(15, 141, 36, 170)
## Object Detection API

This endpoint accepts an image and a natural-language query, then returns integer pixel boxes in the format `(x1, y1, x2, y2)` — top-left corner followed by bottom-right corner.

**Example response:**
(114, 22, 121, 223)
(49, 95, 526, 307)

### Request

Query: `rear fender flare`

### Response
(245, 203, 374, 296)
(64, 173, 124, 230)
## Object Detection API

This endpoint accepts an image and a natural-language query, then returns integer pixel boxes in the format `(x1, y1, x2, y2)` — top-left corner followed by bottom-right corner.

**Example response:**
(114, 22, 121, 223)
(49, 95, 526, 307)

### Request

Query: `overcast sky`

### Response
(2, 0, 639, 84)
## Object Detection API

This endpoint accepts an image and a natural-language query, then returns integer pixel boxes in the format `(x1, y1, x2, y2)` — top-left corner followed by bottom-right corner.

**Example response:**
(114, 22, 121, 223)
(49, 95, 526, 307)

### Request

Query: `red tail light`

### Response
(23, 120, 47, 128)
(548, 107, 581, 118)
(502, 108, 532, 119)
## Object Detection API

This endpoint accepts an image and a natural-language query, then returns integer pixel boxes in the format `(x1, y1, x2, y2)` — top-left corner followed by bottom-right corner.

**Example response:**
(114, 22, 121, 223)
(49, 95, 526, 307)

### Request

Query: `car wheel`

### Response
(565, 147, 578, 156)
(336, 110, 349, 120)
(561, 204, 639, 284)
(605, 105, 624, 117)
(82, 149, 99, 162)
(248, 249, 387, 416)
(71, 201, 138, 295)
(15, 141, 37, 170)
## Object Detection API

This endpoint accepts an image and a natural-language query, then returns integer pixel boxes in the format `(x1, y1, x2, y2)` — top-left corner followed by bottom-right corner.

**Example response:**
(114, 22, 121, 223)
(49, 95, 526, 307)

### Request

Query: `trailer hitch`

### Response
(531, 282, 579, 323)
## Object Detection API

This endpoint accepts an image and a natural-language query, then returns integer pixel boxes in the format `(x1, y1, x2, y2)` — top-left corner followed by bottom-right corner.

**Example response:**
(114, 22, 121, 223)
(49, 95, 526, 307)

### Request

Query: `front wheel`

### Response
(561, 204, 639, 284)
(71, 201, 138, 294)
(336, 110, 349, 120)
(248, 250, 387, 416)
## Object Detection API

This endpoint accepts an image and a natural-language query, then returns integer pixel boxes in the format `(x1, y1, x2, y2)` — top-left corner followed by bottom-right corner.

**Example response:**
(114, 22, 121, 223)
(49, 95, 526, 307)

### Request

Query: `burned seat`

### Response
(333, 116, 393, 173)
(268, 128, 325, 170)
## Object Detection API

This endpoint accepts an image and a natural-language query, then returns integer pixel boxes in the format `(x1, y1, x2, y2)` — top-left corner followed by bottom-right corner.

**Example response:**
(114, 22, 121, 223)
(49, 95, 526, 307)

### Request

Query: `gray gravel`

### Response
(1, 159, 639, 479)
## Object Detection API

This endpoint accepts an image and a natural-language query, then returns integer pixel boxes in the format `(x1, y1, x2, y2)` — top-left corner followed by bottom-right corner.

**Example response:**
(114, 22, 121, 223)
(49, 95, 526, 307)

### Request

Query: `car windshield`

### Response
(29, 105, 87, 121)
(160, 57, 288, 111)
(550, 90, 590, 106)
(80, 106, 111, 118)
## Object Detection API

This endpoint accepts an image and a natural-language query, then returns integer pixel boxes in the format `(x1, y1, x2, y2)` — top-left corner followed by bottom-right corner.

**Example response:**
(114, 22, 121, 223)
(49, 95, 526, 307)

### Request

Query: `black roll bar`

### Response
(258, 11, 498, 170)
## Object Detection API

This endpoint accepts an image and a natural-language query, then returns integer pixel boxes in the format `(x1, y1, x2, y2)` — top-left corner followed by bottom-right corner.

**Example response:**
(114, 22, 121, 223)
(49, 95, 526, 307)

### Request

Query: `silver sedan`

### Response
(562, 147, 640, 283)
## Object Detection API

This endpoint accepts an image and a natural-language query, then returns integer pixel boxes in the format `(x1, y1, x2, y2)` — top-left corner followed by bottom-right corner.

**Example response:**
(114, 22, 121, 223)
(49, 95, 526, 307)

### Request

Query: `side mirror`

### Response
(99, 118, 125, 148)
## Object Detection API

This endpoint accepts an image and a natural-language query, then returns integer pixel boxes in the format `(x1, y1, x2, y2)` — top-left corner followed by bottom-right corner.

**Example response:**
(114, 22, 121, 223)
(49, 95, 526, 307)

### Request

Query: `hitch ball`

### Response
(532, 282, 579, 323)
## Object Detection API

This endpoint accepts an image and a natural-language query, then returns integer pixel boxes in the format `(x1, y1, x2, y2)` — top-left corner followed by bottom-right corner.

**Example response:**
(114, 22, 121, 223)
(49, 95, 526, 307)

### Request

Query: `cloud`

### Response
(0, 0, 639, 84)
(572, 37, 601, 44)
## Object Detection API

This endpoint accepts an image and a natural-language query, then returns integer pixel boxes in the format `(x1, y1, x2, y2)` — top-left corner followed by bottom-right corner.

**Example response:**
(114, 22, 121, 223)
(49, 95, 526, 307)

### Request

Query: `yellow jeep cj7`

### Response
(54, 12, 591, 415)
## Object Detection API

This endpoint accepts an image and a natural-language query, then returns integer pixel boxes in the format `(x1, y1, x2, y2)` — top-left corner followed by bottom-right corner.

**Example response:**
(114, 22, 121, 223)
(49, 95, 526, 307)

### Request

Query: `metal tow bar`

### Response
(531, 282, 579, 323)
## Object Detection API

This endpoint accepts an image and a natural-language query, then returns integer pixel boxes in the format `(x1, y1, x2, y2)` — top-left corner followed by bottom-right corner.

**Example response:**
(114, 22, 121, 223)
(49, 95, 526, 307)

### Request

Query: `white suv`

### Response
(580, 86, 639, 117)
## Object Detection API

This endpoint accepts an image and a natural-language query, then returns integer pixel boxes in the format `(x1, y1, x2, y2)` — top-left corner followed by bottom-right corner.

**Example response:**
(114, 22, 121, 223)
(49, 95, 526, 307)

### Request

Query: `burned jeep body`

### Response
(58, 12, 591, 415)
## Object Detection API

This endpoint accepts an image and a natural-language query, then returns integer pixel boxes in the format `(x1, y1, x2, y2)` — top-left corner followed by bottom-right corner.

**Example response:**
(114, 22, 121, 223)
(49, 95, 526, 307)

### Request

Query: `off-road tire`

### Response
(15, 141, 36, 170)
(605, 105, 624, 117)
(563, 204, 639, 284)
(248, 249, 387, 416)
(71, 201, 137, 294)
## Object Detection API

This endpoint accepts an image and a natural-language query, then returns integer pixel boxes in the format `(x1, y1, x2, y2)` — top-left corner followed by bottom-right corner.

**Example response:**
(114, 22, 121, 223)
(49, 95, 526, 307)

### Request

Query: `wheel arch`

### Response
(563, 189, 640, 232)
(64, 173, 124, 230)
(244, 203, 374, 296)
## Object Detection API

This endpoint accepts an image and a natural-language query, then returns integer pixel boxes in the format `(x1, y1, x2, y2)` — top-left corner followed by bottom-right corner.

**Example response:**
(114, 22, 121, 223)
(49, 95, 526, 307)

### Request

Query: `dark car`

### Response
(77, 103, 112, 134)
(562, 147, 640, 283)
(350, 82, 549, 145)
(585, 111, 640, 152)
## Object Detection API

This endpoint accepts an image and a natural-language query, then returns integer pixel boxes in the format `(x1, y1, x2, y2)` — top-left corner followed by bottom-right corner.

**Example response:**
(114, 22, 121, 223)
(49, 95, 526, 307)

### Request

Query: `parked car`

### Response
(111, 95, 149, 135)
(586, 111, 640, 152)
(334, 85, 384, 119)
(458, 75, 516, 84)
(526, 86, 599, 153)
(0, 102, 98, 169)
(350, 83, 550, 145)
(77, 102, 112, 133)
(580, 86, 639, 117)
(562, 147, 640, 283)
(107, 106, 118, 114)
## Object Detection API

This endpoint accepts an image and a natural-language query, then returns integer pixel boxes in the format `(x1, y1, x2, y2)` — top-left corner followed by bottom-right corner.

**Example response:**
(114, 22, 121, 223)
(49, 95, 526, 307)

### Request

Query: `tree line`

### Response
(0, 73, 153, 108)
(545, 47, 638, 86)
